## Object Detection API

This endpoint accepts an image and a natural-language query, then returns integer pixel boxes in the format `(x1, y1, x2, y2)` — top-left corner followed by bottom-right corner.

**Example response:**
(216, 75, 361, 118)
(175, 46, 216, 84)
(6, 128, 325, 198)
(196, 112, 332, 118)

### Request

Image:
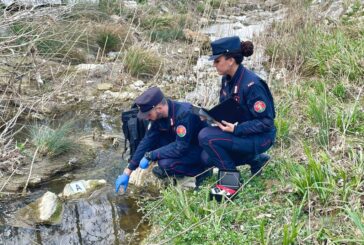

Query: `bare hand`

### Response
(216, 120, 236, 133)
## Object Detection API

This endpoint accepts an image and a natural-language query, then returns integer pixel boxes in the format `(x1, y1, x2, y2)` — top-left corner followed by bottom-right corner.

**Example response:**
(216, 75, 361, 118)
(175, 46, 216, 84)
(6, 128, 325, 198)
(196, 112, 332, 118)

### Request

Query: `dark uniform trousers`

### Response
(128, 100, 206, 176)
(198, 65, 276, 170)
(156, 138, 204, 176)
(199, 127, 275, 170)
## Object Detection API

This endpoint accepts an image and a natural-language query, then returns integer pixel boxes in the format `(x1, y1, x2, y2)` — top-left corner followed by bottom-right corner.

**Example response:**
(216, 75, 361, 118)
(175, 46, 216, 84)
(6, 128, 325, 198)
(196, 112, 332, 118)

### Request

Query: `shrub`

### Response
(10, 20, 95, 64)
(30, 122, 75, 157)
(95, 24, 132, 54)
(124, 46, 162, 78)
(306, 84, 334, 147)
(289, 145, 335, 203)
(96, 31, 121, 53)
(140, 14, 189, 42)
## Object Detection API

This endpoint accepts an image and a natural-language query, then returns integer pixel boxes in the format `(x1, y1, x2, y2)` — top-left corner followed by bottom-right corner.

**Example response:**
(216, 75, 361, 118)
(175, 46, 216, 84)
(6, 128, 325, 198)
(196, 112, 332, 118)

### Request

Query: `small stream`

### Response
(0, 110, 149, 244)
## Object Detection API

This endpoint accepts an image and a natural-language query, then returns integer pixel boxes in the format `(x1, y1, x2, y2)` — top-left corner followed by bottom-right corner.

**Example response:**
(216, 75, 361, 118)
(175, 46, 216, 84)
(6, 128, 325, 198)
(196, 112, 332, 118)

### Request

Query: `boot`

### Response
(152, 166, 184, 179)
(250, 154, 270, 176)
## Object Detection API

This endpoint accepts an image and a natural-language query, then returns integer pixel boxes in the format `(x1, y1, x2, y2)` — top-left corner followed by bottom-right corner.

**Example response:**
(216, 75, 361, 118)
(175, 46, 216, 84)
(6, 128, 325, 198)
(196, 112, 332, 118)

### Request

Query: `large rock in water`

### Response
(129, 162, 197, 190)
(59, 179, 107, 199)
(15, 191, 63, 225)
(129, 162, 164, 189)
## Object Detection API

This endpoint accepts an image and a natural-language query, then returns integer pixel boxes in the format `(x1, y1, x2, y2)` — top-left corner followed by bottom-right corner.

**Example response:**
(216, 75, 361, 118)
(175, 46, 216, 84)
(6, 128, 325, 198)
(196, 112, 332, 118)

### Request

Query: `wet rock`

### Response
(59, 179, 107, 199)
(129, 163, 164, 189)
(39, 192, 62, 221)
(129, 163, 197, 190)
(5, 190, 127, 244)
(29, 176, 42, 185)
(97, 83, 113, 91)
(0, 226, 36, 244)
(15, 191, 63, 225)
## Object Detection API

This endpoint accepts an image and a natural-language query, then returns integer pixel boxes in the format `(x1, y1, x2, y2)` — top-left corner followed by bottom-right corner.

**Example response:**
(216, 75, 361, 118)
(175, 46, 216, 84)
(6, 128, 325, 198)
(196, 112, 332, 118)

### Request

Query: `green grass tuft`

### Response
(96, 31, 121, 53)
(30, 122, 76, 157)
(124, 46, 162, 78)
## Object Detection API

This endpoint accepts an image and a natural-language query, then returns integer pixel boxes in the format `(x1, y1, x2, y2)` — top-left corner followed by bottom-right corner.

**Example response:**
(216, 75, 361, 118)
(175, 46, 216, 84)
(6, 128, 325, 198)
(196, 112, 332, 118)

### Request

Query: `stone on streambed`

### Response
(129, 163, 197, 190)
(129, 163, 164, 189)
(15, 191, 63, 226)
(59, 179, 107, 199)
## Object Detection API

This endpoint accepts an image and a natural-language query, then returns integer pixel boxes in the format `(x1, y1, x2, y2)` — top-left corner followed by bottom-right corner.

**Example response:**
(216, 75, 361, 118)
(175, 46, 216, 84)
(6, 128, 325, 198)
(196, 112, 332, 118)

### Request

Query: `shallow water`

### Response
(0, 110, 150, 244)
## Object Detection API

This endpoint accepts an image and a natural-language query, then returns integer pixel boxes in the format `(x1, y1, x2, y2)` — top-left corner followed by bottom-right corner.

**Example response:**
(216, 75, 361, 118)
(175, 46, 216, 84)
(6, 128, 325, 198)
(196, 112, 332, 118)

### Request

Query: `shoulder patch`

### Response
(176, 125, 187, 137)
(248, 81, 255, 87)
(254, 101, 266, 113)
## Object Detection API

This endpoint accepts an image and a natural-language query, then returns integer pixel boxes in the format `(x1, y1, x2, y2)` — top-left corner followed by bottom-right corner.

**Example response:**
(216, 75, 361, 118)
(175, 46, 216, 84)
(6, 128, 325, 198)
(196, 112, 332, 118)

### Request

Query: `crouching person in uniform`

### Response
(115, 86, 207, 193)
(198, 36, 276, 176)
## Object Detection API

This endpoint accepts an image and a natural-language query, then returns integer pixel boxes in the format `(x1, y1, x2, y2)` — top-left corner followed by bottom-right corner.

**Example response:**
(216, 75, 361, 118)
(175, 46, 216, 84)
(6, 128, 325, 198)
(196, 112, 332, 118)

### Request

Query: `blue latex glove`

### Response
(139, 157, 151, 169)
(115, 173, 129, 193)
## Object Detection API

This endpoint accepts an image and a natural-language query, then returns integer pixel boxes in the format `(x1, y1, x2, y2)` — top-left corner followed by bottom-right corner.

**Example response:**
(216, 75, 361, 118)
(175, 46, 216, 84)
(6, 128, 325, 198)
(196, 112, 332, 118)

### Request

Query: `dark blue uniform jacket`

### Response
(220, 65, 276, 136)
(128, 99, 206, 171)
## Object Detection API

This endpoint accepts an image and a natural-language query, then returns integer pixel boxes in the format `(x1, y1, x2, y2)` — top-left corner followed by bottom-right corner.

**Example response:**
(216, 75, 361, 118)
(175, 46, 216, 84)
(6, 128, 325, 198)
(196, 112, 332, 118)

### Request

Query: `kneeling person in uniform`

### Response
(199, 36, 276, 175)
(115, 87, 207, 192)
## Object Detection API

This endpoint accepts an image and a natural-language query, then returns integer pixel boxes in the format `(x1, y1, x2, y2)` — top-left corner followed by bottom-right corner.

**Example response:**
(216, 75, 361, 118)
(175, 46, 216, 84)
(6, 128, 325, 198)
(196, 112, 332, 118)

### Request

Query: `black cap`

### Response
(208, 36, 241, 61)
(135, 86, 164, 119)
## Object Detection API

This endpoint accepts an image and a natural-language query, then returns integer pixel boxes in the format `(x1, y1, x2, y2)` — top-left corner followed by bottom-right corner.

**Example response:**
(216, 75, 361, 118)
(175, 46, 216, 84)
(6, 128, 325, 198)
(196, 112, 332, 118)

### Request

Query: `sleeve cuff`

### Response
(127, 162, 138, 171)
(149, 151, 157, 161)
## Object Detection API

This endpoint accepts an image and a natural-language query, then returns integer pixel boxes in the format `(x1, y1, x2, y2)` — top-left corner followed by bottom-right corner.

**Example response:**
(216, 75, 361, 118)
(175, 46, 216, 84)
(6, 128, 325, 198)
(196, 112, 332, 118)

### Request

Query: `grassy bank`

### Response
(140, 1, 364, 244)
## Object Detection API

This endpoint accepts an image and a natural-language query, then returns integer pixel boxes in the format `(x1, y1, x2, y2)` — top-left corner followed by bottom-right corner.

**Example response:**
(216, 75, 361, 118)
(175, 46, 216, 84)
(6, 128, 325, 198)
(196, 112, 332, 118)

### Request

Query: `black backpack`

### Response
(121, 104, 149, 160)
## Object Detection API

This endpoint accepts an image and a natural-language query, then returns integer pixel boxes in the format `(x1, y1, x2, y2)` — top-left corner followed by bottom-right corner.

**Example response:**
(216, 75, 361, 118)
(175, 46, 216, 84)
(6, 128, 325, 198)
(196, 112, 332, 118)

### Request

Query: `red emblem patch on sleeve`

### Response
(176, 125, 187, 137)
(254, 101, 266, 113)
